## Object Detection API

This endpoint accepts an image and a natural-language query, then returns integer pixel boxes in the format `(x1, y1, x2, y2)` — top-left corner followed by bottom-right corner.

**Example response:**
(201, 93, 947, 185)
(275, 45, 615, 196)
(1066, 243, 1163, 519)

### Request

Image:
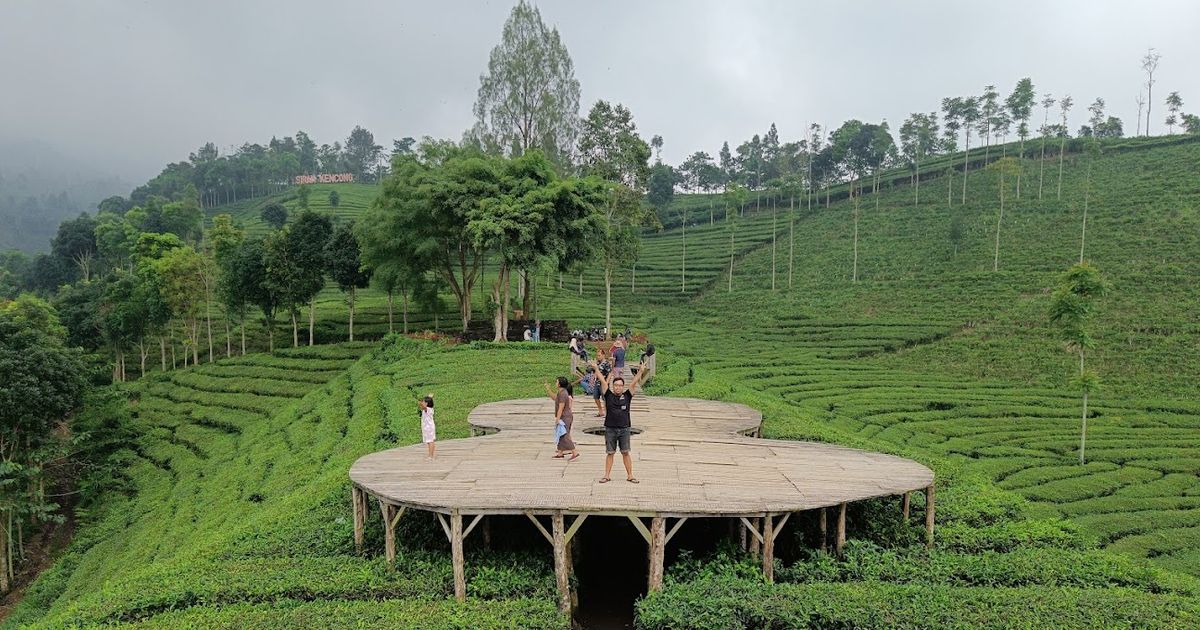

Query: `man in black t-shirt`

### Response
(593, 358, 649, 484)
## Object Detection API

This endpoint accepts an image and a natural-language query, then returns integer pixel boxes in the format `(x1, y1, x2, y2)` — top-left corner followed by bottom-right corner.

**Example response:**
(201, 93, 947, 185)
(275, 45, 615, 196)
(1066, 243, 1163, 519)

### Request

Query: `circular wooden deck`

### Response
(350, 396, 934, 517)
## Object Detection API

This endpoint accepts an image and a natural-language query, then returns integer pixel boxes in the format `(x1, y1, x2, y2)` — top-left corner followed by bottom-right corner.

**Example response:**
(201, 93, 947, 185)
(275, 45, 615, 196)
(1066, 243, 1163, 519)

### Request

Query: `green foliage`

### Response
(260, 202, 288, 230)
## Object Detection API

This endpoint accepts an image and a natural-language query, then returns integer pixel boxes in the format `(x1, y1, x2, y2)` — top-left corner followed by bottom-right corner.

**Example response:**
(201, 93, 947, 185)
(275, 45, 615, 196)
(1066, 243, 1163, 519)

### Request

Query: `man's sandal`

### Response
(598, 477, 611, 483)
(627, 478, 640, 484)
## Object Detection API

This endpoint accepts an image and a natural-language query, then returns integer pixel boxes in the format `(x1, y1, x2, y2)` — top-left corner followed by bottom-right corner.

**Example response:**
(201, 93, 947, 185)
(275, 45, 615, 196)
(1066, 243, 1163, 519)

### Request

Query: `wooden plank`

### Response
(462, 513, 484, 539)
(739, 516, 764, 545)
(628, 516, 652, 544)
(565, 514, 588, 544)
(665, 517, 688, 545)
(381, 502, 396, 566)
(526, 512, 554, 545)
(770, 512, 791, 542)
(451, 510, 465, 601)
(925, 484, 936, 549)
(902, 491, 911, 520)
(352, 486, 364, 554)
(835, 503, 847, 555)
(390, 505, 407, 529)
(819, 507, 827, 553)
(553, 512, 570, 613)
(762, 512, 775, 582)
(436, 512, 451, 542)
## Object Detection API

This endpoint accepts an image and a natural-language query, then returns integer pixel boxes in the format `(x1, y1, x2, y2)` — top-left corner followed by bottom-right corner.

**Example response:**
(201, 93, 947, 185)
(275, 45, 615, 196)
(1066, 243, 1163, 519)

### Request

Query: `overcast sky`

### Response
(3, 0, 1198, 185)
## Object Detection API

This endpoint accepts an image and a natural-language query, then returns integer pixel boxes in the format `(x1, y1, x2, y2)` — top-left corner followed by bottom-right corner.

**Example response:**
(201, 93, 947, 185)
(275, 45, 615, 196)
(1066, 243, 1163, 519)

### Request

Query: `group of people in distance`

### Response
(416, 332, 657, 484)
(546, 334, 654, 483)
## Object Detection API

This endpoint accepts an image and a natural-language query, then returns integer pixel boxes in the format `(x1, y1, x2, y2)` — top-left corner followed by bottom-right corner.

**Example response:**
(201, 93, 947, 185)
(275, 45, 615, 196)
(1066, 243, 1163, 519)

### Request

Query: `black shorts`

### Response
(605, 426, 631, 454)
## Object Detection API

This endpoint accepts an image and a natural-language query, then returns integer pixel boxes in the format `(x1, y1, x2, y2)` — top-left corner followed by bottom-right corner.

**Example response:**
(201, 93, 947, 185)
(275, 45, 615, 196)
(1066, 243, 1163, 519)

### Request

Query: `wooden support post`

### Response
(552, 512, 570, 613)
(749, 517, 761, 558)
(648, 516, 666, 592)
(761, 513, 775, 582)
(819, 508, 827, 553)
(739, 517, 748, 551)
(451, 510, 466, 601)
(925, 484, 936, 549)
(482, 517, 492, 548)
(379, 499, 397, 567)
(835, 503, 847, 555)
(352, 486, 364, 554)
(902, 491, 911, 520)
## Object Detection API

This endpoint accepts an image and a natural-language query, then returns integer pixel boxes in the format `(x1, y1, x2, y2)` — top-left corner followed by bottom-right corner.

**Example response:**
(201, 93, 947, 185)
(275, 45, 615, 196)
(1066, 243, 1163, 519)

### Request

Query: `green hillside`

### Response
(10, 137, 1200, 628)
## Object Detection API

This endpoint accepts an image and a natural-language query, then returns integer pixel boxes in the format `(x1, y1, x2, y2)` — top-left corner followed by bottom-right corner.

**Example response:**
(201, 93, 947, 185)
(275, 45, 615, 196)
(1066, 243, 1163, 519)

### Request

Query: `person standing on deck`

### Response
(544, 376, 578, 461)
(419, 394, 436, 459)
(594, 360, 649, 484)
(611, 336, 628, 382)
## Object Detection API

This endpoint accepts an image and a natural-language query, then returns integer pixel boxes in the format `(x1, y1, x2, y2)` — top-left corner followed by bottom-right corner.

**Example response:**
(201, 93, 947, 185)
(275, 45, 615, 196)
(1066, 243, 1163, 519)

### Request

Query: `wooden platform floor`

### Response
(350, 396, 934, 517)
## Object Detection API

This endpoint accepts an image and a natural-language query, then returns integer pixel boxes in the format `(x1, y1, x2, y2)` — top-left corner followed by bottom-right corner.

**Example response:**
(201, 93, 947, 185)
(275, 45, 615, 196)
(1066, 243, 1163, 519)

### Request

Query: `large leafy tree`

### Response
(359, 143, 487, 332)
(326, 221, 372, 341)
(51, 213, 99, 282)
(469, 152, 604, 340)
(344, 125, 383, 180)
(899, 112, 939, 205)
(469, 0, 581, 168)
(0, 296, 85, 591)
(577, 100, 652, 337)
(288, 211, 333, 345)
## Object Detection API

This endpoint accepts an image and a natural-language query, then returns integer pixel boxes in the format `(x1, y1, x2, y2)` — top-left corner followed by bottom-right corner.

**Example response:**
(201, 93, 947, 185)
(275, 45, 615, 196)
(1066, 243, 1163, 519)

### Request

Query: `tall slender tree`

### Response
(979, 85, 1000, 162)
(1038, 94, 1056, 199)
(469, 0, 581, 166)
(326, 222, 372, 341)
(1165, 91, 1183, 134)
(960, 96, 981, 203)
(1048, 263, 1108, 464)
(1057, 95, 1074, 200)
(1135, 91, 1146, 137)
(1141, 48, 1161, 136)
(1005, 78, 1036, 198)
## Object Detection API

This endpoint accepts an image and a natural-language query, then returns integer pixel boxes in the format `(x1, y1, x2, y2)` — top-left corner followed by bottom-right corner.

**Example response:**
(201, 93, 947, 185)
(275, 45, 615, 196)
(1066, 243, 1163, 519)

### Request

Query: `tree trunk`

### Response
(268, 319, 275, 353)
(1016, 137, 1025, 198)
(681, 214, 687, 293)
(631, 262, 636, 292)
(728, 228, 734, 292)
(788, 195, 795, 289)
(604, 266, 612, 340)
(1079, 351, 1087, 464)
(160, 335, 167, 371)
(224, 318, 231, 358)
(961, 131, 971, 204)
(348, 286, 356, 342)
(240, 321, 246, 355)
(1038, 133, 1048, 200)
(191, 320, 200, 365)
(771, 196, 777, 291)
(291, 311, 299, 348)
(386, 291, 394, 334)
(308, 299, 315, 346)
(709, 196, 714, 225)
(578, 272, 582, 296)
(402, 289, 409, 334)
(1057, 136, 1067, 200)
(994, 169, 1005, 272)
(205, 299, 213, 363)
(1080, 158, 1092, 262)
(852, 190, 860, 283)
(492, 263, 507, 342)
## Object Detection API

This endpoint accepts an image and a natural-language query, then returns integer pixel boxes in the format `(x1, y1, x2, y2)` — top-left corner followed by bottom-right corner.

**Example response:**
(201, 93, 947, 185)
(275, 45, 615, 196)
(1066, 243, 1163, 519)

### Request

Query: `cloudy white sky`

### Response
(2, 0, 1198, 185)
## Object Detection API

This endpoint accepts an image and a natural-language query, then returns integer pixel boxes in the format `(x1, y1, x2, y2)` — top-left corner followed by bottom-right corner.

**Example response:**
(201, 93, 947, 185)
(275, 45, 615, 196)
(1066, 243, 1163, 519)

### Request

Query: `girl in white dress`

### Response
(419, 394, 436, 459)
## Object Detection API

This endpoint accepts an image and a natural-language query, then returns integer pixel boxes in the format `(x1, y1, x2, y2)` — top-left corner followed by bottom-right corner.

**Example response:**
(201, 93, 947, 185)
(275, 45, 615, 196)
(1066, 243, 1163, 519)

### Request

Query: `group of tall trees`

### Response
(126, 126, 385, 210)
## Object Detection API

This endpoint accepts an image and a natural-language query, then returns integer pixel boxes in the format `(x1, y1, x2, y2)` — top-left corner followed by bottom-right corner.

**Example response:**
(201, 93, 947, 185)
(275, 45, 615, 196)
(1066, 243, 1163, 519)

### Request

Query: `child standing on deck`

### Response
(419, 394, 436, 459)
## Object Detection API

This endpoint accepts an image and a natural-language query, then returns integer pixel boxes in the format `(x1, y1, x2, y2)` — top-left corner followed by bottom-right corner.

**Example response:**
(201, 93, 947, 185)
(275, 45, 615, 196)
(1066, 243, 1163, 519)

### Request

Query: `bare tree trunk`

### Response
(771, 195, 777, 291)
(1038, 133, 1048, 200)
(1080, 158, 1092, 262)
(1079, 351, 1088, 464)
(348, 287, 356, 341)
(139, 341, 148, 377)
(578, 273, 582, 296)
(386, 291, 394, 334)
(681, 213, 687, 293)
(788, 195, 794, 289)
(1057, 136, 1067, 200)
(291, 311, 299, 348)
(492, 264, 507, 342)
(728, 228, 734, 292)
(1015, 138, 1025, 198)
(631, 262, 636, 292)
(205, 300, 214, 363)
(604, 266, 612, 340)
(308, 299, 315, 346)
(961, 131, 971, 204)
(402, 291, 409, 334)
(994, 169, 1005, 272)
(240, 321, 246, 355)
(224, 319, 231, 358)
(852, 189, 860, 283)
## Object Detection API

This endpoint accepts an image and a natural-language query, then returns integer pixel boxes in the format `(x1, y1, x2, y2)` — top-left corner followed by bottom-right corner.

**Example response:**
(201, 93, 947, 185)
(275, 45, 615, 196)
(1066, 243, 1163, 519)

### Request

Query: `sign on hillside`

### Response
(294, 173, 354, 185)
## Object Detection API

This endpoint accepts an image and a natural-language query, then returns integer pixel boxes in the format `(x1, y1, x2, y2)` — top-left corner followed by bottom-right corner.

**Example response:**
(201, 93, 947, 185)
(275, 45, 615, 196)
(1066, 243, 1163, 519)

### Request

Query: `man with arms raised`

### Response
(593, 358, 649, 484)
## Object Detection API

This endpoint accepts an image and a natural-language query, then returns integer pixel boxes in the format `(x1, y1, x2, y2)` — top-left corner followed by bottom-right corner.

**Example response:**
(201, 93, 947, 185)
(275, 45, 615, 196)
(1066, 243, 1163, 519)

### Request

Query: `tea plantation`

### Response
(8, 136, 1200, 628)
